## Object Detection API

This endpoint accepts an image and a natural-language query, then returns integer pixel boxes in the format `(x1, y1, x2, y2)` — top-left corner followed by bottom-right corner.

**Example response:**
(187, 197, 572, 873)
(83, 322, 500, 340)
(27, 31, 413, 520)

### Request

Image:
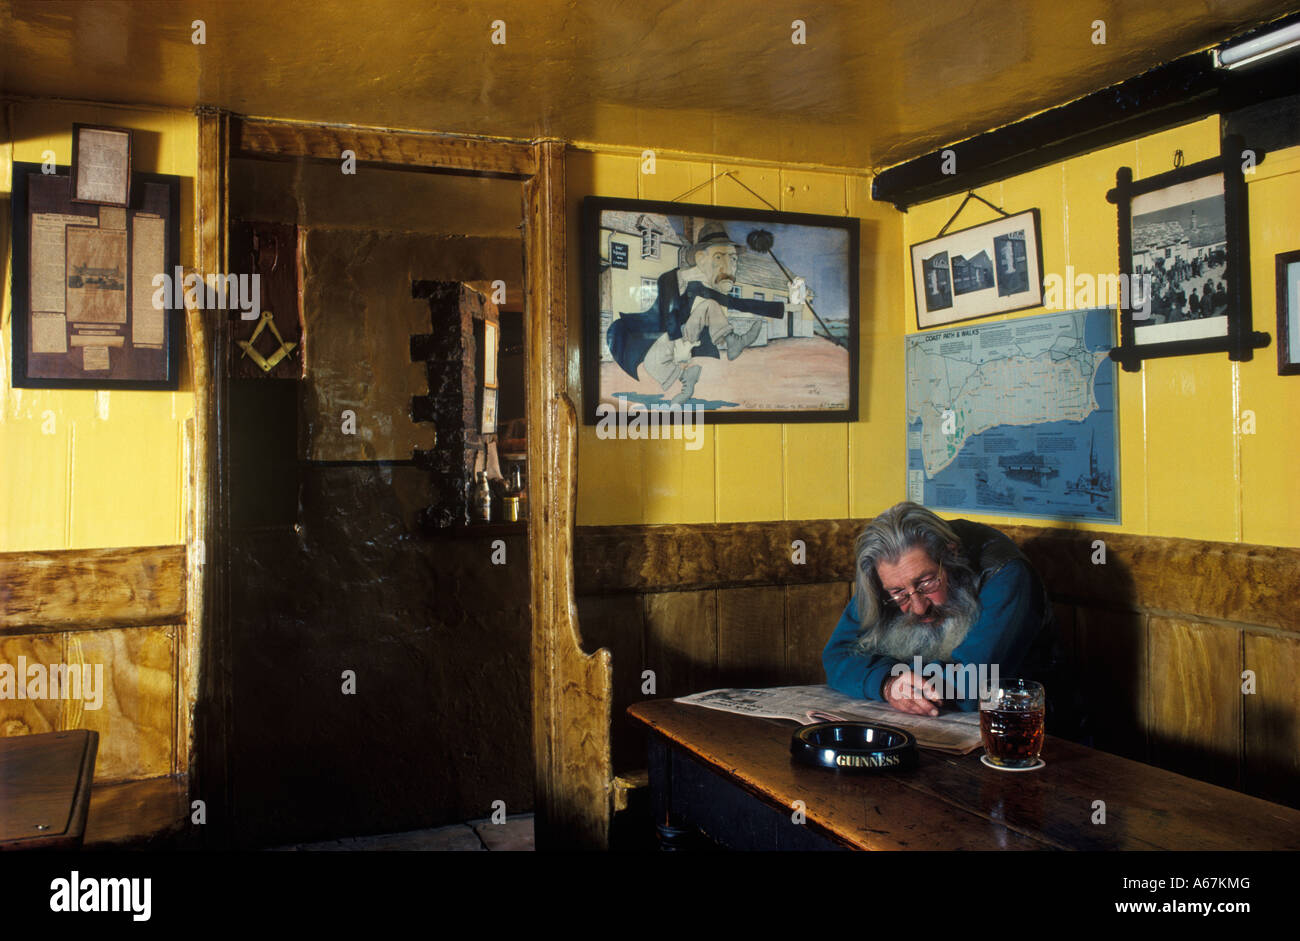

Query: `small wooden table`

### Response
(0, 730, 99, 850)
(629, 700, 1300, 851)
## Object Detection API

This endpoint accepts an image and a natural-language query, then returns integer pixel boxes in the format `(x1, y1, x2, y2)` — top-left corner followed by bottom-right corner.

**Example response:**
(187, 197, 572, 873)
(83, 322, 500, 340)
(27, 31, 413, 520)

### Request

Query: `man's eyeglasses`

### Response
(882, 567, 943, 607)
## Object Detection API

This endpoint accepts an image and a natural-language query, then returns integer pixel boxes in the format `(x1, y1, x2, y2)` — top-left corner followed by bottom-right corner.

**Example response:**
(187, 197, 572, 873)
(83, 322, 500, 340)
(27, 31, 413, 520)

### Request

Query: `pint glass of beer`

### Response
(979, 679, 1045, 768)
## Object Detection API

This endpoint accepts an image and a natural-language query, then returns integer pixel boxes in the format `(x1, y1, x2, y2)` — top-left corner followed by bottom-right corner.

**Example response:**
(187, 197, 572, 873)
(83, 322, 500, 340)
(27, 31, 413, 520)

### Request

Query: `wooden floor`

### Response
(269, 815, 535, 851)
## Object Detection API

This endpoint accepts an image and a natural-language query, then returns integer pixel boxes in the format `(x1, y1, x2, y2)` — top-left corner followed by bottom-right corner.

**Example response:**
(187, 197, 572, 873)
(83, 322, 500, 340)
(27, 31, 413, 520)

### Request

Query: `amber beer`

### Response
(979, 679, 1045, 768)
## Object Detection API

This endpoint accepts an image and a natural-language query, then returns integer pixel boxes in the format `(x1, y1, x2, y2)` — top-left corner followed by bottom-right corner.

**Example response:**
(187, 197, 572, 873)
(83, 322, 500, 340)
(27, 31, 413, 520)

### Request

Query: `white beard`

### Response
(854, 578, 981, 662)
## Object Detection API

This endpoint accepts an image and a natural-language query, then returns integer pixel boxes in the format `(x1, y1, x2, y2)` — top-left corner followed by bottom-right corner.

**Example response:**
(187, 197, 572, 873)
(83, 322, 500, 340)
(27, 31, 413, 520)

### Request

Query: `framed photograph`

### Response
(10, 162, 182, 389)
(71, 124, 132, 207)
(483, 319, 499, 388)
(1106, 136, 1268, 371)
(1277, 250, 1300, 376)
(581, 196, 859, 424)
(909, 209, 1043, 329)
(481, 387, 498, 435)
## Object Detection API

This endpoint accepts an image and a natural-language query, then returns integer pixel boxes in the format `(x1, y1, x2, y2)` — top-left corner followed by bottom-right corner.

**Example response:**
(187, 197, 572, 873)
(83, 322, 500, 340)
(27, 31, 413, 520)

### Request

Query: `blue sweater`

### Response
(822, 559, 1046, 710)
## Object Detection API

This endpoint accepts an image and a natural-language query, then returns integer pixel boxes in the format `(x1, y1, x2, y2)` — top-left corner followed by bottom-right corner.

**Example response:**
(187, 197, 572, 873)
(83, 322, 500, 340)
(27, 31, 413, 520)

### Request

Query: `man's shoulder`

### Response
(950, 518, 1029, 578)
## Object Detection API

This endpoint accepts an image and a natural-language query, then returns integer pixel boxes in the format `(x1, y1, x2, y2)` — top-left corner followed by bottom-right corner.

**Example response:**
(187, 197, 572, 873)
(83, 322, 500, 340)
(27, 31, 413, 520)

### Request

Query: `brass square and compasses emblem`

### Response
(237, 308, 297, 372)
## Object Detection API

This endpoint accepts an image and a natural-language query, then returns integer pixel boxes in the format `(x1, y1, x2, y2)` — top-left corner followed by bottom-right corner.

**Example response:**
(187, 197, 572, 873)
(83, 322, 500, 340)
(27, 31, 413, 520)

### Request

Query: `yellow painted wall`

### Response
(573, 116, 1300, 550)
(568, 149, 906, 525)
(902, 116, 1300, 548)
(1, 101, 196, 552)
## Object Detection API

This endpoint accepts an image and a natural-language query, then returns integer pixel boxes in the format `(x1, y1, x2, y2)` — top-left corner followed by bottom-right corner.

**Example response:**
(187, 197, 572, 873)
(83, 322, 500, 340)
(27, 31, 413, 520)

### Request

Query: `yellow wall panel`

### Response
(0, 419, 70, 550)
(779, 169, 846, 216)
(716, 425, 783, 522)
(716, 166, 780, 211)
(1142, 355, 1238, 541)
(2, 102, 197, 553)
(1240, 156, 1300, 547)
(69, 392, 182, 548)
(638, 157, 711, 203)
(784, 423, 849, 520)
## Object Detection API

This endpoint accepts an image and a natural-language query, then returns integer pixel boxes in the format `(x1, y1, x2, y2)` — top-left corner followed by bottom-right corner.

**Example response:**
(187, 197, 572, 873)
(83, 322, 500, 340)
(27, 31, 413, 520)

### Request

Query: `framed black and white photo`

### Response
(1106, 136, 1268, 371)
(581, 196, 859, 424)
(1277, 250, 1300, 376)
(71, 124, 132, 208)
(909, 208, 1043, 329)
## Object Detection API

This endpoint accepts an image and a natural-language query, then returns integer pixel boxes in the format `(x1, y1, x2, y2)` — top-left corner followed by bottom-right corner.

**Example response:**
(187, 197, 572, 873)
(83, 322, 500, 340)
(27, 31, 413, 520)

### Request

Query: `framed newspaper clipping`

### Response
(10, 161, 181, 389)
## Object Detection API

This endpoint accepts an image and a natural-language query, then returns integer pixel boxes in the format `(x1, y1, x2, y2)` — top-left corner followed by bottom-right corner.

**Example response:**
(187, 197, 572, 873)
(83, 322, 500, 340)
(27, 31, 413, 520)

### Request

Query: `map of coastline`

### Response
(905, 309, 1119, 522)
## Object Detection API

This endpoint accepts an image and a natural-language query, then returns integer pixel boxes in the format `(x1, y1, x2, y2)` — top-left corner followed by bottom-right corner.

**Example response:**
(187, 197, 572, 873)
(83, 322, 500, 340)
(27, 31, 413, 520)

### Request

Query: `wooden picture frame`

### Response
(71, 124, 132, 207)
(582, 196, 859, 424)
(1106, 135, 1269, 371)
(1277, 250, 1300, 376)
(909, 208, 1044, 329)
(481, 386, 498, 434)
(10, 161, 181, 389)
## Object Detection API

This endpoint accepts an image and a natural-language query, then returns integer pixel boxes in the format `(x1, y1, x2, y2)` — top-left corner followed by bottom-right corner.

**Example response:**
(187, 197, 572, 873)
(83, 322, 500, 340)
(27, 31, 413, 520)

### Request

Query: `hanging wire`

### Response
(936, 190, 1012, 237)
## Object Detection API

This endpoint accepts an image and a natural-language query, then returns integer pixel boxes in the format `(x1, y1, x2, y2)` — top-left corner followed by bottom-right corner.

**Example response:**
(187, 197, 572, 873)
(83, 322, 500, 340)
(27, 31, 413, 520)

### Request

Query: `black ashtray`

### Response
(790, 722, 917, 771)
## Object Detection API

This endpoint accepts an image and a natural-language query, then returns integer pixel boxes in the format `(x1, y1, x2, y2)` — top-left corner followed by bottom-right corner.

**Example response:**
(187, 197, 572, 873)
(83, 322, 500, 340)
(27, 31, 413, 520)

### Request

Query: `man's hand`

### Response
(883, 668, 941, 717)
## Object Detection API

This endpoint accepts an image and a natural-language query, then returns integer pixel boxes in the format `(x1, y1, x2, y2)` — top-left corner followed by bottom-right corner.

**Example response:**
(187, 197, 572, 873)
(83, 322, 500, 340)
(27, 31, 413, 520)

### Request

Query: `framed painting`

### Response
(581, 196, 859, 424)
(1277, 250, 1300, 376)
(909, 208, 1043, 329)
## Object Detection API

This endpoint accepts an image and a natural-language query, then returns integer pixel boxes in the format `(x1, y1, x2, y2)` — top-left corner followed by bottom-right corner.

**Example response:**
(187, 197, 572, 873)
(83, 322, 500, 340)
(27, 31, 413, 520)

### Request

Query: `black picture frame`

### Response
(1106, 134, 1269, 371)
(1277, 250, 1300, 376)
(581, 196, 860, 424)
(908, 208, 1044, 330)
(10, 161, 182, 390)
(70, 123, 133, 208)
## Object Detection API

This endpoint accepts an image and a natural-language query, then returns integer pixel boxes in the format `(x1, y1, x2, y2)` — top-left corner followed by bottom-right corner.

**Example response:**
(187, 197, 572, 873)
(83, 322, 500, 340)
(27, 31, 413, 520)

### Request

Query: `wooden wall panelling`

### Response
(1072, 607, 1148, 761)
(1002, 525, 1300, 633)
(717, 586, 786, 689)
(1146, 617, 1242, 789)
(0, 546, 186, 635)
(575, 594, 646, 776)
(785, 582, 852, 686)
(192, 106, 230, 841)
(527, 139, 613, 850)
(573, 520, 860, 594)
(0, 633, 66, 736)
(71, 626, 176, 782)
(1243, 631, 1300, 808)
(234, 119, 537, 178)
(644, 591, 718, 702)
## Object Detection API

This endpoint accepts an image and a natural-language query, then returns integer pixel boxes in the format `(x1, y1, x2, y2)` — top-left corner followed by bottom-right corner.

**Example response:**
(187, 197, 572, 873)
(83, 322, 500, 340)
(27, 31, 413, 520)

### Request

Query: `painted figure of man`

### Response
(607, 222, 788, 404)
(823, 501, 1086, 740)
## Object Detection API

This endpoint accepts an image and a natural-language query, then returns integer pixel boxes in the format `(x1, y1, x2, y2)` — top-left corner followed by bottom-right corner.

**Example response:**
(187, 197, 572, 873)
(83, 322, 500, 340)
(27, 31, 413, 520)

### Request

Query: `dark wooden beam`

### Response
(873, 23, 1300, 211)
(233, 118, 537, 179)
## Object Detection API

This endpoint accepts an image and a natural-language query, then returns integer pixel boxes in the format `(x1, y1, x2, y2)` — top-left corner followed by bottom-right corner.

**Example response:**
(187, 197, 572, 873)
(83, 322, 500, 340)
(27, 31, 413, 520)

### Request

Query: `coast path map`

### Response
(905, 308, 1119, 522)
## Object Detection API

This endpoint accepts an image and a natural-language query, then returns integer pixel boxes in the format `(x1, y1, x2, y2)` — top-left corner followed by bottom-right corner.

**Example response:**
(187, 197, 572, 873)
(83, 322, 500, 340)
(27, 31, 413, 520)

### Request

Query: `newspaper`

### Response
(675, 684, 984, 755)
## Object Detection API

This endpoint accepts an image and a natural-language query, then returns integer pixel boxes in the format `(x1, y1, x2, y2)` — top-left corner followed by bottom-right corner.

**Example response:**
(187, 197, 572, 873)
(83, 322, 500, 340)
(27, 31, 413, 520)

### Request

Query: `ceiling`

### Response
(3, 0, 1298, 171)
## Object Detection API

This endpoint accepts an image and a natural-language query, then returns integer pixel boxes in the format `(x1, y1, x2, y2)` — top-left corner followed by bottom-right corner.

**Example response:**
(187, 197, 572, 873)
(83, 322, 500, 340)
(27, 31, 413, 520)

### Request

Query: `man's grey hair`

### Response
(853, 501, 975, 629)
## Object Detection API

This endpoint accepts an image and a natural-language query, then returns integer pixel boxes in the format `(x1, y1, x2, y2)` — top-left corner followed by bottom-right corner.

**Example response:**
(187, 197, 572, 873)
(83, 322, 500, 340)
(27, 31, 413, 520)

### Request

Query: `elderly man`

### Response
(607, 221, 787, 404)
(823, 501, 1085, 740)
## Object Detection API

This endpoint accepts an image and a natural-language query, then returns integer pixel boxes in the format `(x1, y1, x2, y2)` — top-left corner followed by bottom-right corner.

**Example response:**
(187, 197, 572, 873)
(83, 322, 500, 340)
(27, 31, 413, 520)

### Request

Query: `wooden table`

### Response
(629, 700, 1300, 851)
(0, 730, 99, 850)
